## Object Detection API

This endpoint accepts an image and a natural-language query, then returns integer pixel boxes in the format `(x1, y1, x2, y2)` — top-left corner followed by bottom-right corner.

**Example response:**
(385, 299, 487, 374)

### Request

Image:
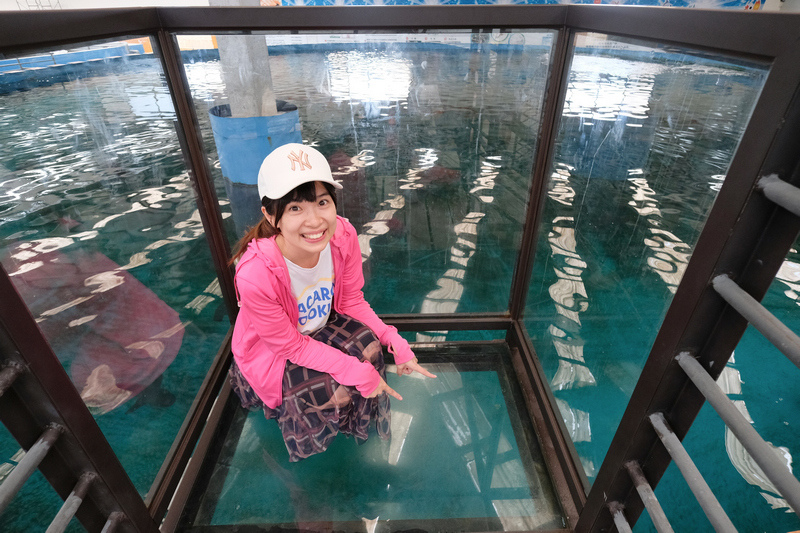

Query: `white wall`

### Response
(779, 0, 800, 11)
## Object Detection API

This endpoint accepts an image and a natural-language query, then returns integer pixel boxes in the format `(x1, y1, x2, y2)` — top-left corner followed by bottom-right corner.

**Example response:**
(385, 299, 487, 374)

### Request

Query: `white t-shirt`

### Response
(285, 243, 334, 334)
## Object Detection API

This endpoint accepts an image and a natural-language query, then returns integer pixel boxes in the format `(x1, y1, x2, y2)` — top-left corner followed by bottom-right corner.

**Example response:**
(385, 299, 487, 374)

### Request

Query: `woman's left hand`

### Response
(395, 356, 437, 378)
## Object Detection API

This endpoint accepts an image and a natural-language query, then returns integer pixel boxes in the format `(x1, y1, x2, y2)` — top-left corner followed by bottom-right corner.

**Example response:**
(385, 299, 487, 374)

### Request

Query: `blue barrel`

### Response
(209, 101, 302, 236)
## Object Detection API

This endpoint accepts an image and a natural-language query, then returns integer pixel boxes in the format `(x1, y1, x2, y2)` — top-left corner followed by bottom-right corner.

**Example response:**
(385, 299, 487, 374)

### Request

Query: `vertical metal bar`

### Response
(712, 275, 800, 370)
(0, 424, 62, 515)
(159, 381, 234, 532)
(46, 472, 97, 533)
(145, 329, 233, 521)
(759, 174, 800, 218)
(506, 324, 585, 529)
(100, 512, 125, 533)
(154, 30, 238, 321)
(625, 461, 675, 533)
(676, 352, 800, 516)
(609, 502, 633, 533)
(649, 413, 737, 533)
(0, 363, 24, 396)
(508, 24, 574, 320)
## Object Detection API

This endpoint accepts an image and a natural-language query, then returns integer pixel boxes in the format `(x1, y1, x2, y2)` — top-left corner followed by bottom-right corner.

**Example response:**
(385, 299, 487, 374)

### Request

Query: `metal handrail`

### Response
(712, 274, 800, 370)
(46, 472, 97, 533)
(676, 352, 800, 515)
(625, 461, 675, 533)
(101, 511, 126, 533)
(0, 364, 24, 397)
(649, 413, 737, 533)
(609, 502, 633, 533)
(0, 425, 63, 515)
(760, 174, 800, 218)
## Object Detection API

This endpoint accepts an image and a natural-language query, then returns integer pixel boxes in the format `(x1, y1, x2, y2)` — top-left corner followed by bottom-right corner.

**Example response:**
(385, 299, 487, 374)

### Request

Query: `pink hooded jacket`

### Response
(232, 215, 415, 409)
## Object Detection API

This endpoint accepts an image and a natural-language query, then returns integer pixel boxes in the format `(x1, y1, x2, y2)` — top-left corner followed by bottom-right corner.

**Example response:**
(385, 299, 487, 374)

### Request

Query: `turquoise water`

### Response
(0, 56, 231, 531)
(0, 34, 798, 532)
(189, 345, 563, 530)
(185, 39, 553, 330)
(647, 259, 800, 533)
(524, 42, 800, 532)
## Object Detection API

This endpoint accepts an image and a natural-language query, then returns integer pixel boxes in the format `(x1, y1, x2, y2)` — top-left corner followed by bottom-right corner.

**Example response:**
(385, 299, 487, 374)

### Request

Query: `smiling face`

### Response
(263, 181, 338, 268)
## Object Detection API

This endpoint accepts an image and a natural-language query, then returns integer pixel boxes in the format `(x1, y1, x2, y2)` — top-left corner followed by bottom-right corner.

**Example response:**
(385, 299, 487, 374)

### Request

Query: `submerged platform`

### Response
(177, 343, 565, 532)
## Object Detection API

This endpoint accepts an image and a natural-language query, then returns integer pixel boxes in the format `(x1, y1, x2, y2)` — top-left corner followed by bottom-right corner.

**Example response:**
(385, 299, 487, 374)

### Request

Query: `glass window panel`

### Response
(522, 32, 768, 483)
(0, 37, 231, 512)
(178, 30, 555, 321)
(646, 241, 800, 533)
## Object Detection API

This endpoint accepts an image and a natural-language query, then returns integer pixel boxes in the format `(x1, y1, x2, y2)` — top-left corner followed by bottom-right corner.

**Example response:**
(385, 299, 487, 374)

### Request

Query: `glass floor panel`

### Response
(179, 343, 565, 532)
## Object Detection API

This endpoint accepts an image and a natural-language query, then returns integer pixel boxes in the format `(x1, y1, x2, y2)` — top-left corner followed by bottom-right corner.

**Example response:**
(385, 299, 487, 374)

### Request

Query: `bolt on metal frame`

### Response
(0, 5, 800, 533)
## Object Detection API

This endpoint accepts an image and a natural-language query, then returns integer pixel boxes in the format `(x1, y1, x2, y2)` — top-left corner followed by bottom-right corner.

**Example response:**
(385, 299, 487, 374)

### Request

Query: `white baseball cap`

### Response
(257, 143, 342, 200)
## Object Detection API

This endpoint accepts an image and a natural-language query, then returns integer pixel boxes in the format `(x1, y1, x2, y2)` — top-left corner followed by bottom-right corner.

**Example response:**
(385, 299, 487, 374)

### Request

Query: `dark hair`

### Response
(230, 181, 338, 264)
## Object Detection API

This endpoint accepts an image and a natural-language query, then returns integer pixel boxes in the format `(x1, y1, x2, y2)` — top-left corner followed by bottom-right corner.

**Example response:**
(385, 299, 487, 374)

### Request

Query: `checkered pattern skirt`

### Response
(229, 313, 390, 462)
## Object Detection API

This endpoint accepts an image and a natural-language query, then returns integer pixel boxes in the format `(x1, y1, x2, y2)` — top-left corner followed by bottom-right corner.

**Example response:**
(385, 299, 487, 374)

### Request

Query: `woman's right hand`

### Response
(365, 377, 403, 401)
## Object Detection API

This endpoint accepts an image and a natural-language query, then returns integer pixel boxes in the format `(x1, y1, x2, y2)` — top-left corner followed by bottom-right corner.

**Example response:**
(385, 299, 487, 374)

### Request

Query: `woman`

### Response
(229, 143, 435, 461)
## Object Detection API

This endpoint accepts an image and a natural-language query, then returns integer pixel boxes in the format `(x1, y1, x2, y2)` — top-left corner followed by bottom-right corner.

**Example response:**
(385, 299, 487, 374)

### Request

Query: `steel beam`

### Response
(508, 25, 574, 320)
(507, 322, 586, 529)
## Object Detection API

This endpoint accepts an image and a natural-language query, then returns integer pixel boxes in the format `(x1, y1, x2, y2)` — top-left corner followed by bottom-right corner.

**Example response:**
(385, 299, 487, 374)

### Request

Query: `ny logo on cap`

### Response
(287, 149, 312, 171)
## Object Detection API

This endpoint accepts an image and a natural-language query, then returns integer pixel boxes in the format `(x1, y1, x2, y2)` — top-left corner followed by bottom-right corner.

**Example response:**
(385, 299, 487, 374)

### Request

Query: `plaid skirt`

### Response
(229, 313, 391, 462)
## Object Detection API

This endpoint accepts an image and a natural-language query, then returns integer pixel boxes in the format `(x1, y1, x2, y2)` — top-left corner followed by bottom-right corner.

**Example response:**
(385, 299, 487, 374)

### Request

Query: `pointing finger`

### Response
(384, 384, 403, 401)
(409, 362, 437, 378)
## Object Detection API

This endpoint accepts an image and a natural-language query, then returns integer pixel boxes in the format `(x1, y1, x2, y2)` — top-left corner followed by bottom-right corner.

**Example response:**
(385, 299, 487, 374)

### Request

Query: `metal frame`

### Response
(1, 6, 800, 532)
(0, 264, 159, 533)
(575, 18, 800, 531)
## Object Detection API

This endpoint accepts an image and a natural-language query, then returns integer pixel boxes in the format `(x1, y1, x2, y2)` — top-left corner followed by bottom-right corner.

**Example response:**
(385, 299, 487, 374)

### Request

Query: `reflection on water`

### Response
(326, 50, 413, 104)
(627, 174, 691, 294)
(1, 36, 795, 531)
(190, 39, 552, 321)
(417, 155, 497, 341)
(563, 56, 657, 122)
(0, 57, 230, 527)
(524, 41, 799, 531)
(717, 354, 795, 513)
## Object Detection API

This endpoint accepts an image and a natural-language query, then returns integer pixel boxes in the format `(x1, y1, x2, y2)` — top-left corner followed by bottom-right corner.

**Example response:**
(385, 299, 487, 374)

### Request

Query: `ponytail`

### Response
(229, 216, 277, 265)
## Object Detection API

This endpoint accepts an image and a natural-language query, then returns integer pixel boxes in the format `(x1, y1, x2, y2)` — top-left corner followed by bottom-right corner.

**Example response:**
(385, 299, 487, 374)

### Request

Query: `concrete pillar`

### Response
(209, 0, 278, 117)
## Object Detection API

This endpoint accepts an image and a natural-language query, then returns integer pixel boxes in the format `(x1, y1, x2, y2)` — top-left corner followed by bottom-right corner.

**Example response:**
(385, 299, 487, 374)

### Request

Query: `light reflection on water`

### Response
(530, 49, 800, 532)
(326, 50, 413, 104)
(563, 56, 658, 122)
(0, 42, 796, 532)
(0, 58, 228, 529)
